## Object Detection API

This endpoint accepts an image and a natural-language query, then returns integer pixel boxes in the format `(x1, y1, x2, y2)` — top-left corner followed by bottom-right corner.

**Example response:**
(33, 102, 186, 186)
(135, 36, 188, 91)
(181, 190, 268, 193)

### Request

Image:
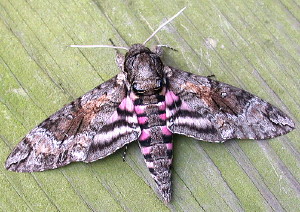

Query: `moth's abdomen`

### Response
(134, 94, 173, 202)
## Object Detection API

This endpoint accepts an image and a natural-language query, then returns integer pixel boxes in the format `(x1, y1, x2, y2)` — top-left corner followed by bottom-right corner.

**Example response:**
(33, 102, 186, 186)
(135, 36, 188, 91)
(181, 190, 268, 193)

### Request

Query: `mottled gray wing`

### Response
(6, 74, 141, 172)
(164, 66, 294, 142)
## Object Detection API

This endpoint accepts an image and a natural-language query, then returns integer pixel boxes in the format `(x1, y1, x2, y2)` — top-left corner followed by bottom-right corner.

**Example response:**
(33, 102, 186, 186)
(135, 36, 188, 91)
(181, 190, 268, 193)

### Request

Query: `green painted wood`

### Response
(0, 0, 299, 211)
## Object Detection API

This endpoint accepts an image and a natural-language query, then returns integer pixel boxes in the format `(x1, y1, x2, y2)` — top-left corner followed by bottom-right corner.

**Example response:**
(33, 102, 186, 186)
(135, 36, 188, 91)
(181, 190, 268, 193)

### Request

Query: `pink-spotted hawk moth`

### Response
(5, 8, 295, 203)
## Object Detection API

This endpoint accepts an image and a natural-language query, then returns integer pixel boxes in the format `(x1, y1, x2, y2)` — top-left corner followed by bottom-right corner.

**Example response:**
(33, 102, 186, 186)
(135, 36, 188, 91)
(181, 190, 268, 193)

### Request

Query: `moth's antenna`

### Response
(70, 7, 186, 50)
(143, 7, 186, 45)
(70, 44, 129, 51)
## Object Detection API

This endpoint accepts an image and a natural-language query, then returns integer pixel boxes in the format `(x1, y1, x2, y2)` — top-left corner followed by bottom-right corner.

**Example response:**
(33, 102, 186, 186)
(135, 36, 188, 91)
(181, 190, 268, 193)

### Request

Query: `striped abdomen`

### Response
(134, 94, 173, 202)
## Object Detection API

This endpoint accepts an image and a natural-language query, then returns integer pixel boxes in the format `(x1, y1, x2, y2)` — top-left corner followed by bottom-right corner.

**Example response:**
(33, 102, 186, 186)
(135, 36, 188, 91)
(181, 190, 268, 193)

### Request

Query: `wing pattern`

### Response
(165, 66, 294, 142)
(5, 74, 140, 172)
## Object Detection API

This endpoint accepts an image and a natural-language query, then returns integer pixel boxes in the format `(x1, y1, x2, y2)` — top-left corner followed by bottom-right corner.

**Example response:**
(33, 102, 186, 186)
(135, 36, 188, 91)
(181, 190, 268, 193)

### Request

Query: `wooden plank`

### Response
(0, 0, 299, 211)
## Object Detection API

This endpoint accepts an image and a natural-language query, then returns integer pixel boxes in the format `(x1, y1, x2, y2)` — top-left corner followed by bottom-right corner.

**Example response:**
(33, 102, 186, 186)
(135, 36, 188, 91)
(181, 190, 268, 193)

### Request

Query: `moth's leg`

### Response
(122, 145, 128, 162)
(109, 39, 125, 71)
(207, 74, 216, 79)
(152, 45, 178, 57)
(116, 53, 125, 71)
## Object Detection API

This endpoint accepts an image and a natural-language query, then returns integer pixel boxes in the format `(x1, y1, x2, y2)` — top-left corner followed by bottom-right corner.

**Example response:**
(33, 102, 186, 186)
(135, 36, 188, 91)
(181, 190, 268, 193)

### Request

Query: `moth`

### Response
(5, 8, 295, 203)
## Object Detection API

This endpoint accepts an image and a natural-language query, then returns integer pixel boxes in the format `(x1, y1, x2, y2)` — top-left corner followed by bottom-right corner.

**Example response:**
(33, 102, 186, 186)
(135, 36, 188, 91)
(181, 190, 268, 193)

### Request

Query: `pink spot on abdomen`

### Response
(138, 116, 148, 124)
(134, 105, 145, 114)
(161, 126, 172, 136)
(166, 143, 173, 150)
(141, 146, 152, 155)
(139, 129, 150, 141)
(159, 102, 166, 110)
(159, 113, 167, 121)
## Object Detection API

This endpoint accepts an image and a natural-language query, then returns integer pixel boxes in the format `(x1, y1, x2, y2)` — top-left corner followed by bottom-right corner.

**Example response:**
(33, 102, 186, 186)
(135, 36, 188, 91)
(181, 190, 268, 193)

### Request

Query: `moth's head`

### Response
(124, 44, 165, 95)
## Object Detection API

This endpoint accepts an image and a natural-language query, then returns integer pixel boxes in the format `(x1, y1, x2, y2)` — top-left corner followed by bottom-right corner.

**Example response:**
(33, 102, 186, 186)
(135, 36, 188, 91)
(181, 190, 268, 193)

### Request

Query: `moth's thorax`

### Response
(124, 44, 164, 96)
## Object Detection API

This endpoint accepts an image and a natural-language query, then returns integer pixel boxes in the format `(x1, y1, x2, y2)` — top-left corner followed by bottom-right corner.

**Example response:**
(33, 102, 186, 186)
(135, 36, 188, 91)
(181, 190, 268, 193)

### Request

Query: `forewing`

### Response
(6, 74, 140, 172)
(164, 66, 295, 142)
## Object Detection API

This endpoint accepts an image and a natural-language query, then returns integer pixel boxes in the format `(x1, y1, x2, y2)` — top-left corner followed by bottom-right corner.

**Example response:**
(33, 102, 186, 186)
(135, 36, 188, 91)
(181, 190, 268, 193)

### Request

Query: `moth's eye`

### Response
(154, 79, 163, 90)
(132, 83, 145, 94)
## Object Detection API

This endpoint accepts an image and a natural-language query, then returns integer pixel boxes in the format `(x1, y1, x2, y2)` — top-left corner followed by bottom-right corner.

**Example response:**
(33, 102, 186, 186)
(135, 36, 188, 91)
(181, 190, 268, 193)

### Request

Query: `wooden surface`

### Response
(0, 0, 299, 211)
